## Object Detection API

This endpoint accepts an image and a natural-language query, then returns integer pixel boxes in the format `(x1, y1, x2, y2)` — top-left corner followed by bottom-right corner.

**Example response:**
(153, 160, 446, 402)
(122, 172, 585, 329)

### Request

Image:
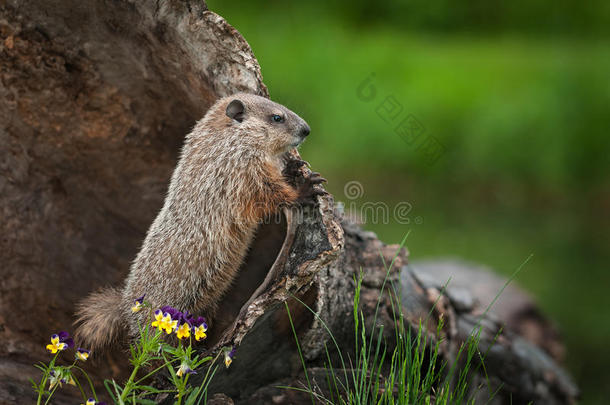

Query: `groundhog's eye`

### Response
(271, 114, 284, 123)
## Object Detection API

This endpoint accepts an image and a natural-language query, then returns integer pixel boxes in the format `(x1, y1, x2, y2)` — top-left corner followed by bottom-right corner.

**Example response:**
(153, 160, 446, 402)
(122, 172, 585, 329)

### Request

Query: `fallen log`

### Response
(0, 1, 578, 404)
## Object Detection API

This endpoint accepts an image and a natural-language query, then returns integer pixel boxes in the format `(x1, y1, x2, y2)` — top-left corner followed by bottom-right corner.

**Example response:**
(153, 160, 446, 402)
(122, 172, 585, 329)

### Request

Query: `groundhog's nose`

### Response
(299, 124, 310, 138)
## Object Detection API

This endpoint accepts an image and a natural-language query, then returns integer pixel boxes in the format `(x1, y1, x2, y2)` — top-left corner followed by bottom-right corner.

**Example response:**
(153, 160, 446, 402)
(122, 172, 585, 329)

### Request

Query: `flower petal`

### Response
(57, 331, 70, 341)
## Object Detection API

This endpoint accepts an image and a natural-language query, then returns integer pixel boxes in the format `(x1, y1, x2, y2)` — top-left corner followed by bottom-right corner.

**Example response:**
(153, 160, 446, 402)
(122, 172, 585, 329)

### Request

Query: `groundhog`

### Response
(75, 93, 325, 350)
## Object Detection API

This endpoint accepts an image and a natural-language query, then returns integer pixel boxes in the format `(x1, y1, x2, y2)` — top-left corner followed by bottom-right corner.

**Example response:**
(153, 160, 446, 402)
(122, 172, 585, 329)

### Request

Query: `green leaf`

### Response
(135, 399, 158, 405)
(103, 379, 119, 403)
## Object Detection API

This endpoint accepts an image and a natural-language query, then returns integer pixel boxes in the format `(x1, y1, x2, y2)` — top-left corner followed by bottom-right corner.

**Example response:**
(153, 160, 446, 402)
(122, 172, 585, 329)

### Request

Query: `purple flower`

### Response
(47, 332, 74, 353)
(179, 310, 193, 325)
(57, 331, 74, 349)
(191, 316, 207, 328)
(58, 332, 74, 348)
(160, 306, 182, 321)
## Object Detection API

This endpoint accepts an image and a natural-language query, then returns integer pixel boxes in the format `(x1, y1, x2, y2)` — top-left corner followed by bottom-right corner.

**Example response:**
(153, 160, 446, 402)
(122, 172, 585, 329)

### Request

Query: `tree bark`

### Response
(0, 1, 578, 404)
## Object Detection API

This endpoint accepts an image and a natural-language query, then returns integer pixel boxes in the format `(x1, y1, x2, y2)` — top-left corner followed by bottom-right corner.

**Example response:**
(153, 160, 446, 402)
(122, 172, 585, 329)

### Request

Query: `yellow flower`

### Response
(76, 348, 90, 361)
(151, 310, 177, 334)
(224, 347, 235, 368)
(131, 294, 145, 313)
(163, 317, 178, 334)
(194, 324, 207, 341)
(46, 334, 67, 354)
(151, 309, 164, 328)
(131, 301, 142, 313)
(175, 323, 191, 339)
(152, 310, 170, 331)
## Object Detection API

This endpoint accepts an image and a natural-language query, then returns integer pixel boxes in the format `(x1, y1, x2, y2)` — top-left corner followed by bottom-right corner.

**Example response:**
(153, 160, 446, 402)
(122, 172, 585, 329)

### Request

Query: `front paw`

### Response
(283, 158, 309, 184)
(296, 171, 327, 206)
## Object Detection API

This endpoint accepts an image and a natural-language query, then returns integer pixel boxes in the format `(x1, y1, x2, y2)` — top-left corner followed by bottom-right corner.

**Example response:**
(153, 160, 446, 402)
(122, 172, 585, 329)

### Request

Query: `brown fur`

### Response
(75, 93, 310, 350)
(75, 287, 125, 350)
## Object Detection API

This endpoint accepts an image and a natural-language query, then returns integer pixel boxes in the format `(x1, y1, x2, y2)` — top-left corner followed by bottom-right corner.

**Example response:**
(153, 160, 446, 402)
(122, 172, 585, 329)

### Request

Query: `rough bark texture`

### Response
(0, 1, 578, 404)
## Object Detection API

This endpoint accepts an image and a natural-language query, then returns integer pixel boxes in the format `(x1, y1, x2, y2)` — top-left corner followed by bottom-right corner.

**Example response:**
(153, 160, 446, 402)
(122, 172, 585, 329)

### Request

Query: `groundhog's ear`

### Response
(226, 99, 245, 123)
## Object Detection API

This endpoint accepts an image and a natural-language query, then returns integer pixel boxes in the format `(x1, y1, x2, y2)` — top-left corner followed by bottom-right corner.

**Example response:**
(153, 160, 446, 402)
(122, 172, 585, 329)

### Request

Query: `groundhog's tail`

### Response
(75, 287, 124, 352)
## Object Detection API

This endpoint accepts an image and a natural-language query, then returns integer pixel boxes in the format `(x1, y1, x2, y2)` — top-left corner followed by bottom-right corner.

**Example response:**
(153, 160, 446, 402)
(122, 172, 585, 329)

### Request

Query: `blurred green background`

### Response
(208, 1, 609, 403)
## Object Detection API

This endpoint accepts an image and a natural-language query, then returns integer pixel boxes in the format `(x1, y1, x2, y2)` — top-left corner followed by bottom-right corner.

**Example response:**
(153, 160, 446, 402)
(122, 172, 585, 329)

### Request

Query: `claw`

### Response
(308, 172, 327, 184)
(295, 171, 328, 206)
(310, 187, 327, 197)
